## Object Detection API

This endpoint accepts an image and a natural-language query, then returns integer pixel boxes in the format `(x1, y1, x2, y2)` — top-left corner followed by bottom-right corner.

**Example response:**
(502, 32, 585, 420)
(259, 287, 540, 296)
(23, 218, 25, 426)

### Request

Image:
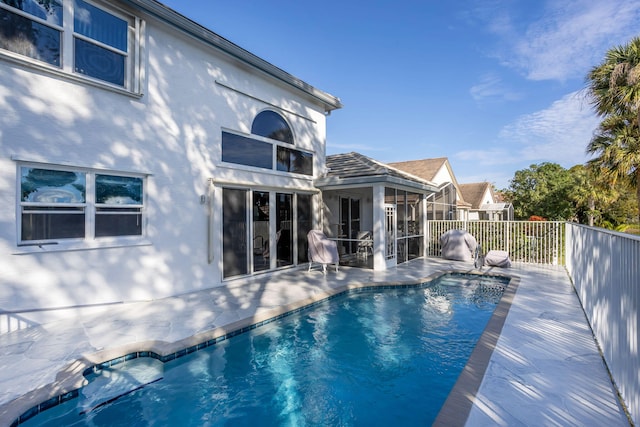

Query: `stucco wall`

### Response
(0, 6, 328, 331)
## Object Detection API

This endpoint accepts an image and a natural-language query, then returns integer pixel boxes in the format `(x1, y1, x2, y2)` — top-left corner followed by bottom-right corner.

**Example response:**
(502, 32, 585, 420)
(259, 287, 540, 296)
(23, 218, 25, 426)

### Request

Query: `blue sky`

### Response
(160, 0, 640, 189)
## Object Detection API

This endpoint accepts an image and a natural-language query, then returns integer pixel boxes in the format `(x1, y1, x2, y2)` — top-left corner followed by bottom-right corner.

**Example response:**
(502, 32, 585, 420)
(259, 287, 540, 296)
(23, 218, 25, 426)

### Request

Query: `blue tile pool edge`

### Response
(9, 270, 513, 427)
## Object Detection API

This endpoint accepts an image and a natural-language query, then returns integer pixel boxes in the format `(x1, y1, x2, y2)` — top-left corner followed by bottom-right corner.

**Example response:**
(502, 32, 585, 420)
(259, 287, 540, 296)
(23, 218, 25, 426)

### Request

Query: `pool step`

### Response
(79, 358, 164, 415)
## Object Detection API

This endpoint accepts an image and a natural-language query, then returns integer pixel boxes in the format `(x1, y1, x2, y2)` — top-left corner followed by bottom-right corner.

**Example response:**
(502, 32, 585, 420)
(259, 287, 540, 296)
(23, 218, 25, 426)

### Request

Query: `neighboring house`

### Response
(458, 182, 513, 221)
(0, 0, 344, 332)
(387, 157, 471, 220)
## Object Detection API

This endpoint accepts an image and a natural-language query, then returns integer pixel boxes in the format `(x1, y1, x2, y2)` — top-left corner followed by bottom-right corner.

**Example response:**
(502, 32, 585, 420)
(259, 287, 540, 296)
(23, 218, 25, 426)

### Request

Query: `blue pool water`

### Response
(22, 274, 506, 426)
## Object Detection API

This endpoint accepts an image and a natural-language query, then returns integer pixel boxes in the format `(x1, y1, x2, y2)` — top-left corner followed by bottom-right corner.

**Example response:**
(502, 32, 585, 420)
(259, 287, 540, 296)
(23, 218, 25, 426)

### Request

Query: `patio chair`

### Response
(307, 230, 339, 274)
(356, 230, 373, 258)
(439, 229, 478, 262)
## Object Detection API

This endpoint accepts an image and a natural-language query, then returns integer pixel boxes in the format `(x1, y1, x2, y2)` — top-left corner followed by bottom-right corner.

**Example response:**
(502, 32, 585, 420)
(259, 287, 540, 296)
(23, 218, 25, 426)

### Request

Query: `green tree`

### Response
(586, 37, 640, 221)
(503, 163, 574, 220)
(569, 164, 636, 227)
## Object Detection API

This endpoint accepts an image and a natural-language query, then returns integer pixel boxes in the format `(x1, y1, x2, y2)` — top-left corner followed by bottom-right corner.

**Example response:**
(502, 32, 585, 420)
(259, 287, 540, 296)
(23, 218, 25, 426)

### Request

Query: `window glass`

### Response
(95, 174, 143, 237)
(296, 194, 312, 264)
(20, 167, 86, 241)
(1, 0, 63, 24)
(74, 37, 124, 85)
(251, 111, 293, 144)
(74, 0, 127, 50)
(0, 7, 61, 66)
(95, 207, 141, 237)
(223, 188, 248, 278)
(276, 146, 313, 175)
(73, 0, 127, 86)
(252, 191, 269, 272)
(95, 174, 142, 204)
(21, 167, 86, 203)
(276, 193, 292, 267)
(22, 206, 85, 240)
(222, 131, 273, 169)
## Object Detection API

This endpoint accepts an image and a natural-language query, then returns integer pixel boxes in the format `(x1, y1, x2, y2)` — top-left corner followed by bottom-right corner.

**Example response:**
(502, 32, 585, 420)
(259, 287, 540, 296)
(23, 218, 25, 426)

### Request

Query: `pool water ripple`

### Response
(21, 274, 506, 426)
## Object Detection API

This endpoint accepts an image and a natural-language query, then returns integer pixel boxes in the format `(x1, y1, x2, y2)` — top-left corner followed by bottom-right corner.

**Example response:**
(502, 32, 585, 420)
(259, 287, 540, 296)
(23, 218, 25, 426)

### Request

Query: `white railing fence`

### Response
(565, 223, 639, 425)
(426, 220, 564, 265)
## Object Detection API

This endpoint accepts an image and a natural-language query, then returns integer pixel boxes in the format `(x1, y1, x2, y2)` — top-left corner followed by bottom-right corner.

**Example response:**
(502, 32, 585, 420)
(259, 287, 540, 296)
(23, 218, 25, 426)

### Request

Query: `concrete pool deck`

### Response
(0, 257, 630, 426)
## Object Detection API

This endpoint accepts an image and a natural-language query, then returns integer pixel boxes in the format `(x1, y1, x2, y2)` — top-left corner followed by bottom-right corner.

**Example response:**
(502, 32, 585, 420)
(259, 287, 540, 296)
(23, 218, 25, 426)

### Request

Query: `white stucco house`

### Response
(0, 0, 440, 333)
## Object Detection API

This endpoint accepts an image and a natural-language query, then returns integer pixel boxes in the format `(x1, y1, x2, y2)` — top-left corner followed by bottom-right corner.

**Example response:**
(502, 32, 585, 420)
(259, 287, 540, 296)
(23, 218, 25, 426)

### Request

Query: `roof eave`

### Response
(315, 175, 439, 193)
(126, 0, 343, 112)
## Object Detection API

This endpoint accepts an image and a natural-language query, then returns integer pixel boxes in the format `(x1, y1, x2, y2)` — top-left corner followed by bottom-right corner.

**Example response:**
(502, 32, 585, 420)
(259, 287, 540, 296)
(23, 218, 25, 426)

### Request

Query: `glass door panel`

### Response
(276, 193, 293, 267)
(252, 191, 270, 272)
(296, 194, 312, 264)
(223, 188, 247, 278)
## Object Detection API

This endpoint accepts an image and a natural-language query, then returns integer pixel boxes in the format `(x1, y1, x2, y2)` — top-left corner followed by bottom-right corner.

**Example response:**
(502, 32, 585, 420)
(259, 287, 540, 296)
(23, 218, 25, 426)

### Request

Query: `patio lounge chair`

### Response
(307, 230, 339, 274)
(439, 229, 478, 262)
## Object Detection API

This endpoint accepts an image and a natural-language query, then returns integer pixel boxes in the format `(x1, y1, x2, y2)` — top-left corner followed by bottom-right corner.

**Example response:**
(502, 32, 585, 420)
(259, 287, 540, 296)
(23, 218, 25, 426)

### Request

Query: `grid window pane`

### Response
(0, 8, 61, 66)
(95, 208, 142, 237)
(21, 168, 85, 203)
(21, 207, 85, 240)
(96, 174, 142, 204)
(74, 37, 125, 86)
(74, 0, 127, 50)
(276, 146, 313, 175)
(1, 0, 63, 24)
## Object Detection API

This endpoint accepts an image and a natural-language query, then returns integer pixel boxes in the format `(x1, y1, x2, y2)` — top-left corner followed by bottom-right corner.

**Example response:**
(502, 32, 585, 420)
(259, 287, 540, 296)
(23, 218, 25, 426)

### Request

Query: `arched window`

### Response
(251, 111, 293, 144)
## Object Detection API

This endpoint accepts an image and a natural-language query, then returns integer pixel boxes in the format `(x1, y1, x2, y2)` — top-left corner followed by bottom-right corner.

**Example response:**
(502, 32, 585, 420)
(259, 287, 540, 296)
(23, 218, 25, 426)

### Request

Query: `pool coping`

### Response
(4, 269, 514, 426)
(433, 275, 519, 426)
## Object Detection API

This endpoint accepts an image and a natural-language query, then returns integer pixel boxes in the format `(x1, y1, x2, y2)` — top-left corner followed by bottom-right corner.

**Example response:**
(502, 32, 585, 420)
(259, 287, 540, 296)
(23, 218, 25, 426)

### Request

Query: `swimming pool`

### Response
(19, 273, 508, 426)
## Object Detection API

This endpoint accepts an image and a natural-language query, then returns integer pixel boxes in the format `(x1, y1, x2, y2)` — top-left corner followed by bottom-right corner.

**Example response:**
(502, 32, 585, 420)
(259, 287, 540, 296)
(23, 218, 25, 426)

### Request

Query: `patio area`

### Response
(0, 257, 630, 426)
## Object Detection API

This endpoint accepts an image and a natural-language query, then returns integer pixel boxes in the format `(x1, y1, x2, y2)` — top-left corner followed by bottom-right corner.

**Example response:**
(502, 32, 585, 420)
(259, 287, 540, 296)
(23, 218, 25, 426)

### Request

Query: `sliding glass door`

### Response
(223, 188, 311, 278)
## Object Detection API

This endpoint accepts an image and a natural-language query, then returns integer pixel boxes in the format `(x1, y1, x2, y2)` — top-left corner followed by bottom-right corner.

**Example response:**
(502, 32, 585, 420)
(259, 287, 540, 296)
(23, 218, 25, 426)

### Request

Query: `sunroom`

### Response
(315, 152, 439, 271)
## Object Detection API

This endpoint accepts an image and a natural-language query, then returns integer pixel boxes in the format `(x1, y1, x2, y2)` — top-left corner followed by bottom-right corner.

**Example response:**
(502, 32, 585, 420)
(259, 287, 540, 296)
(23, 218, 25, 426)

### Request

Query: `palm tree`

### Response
(586, 37, 640, 221)
(586, 113, 640, 220)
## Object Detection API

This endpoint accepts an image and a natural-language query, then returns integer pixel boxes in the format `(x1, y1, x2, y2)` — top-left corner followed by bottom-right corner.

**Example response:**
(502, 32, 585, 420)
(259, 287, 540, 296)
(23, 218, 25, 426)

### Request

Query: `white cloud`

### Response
(455, 148, 519, 166)
(498, 91, 600, 166)
(469, 74, 523, 102)
(491, 0, 640, 81)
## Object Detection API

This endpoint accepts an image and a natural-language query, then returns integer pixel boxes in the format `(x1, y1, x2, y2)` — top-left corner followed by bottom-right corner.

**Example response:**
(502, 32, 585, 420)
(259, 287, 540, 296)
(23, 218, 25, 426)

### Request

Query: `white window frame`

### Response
(0, 0, 144, 95)
(221, 128, 315, 178)
(15, 161, 150, 253)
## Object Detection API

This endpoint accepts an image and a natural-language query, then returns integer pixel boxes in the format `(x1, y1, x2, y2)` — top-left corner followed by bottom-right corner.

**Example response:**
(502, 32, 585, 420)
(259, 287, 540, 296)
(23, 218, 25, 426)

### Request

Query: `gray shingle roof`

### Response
(319, 152, 437, 191)
(326, 152, 430, 181)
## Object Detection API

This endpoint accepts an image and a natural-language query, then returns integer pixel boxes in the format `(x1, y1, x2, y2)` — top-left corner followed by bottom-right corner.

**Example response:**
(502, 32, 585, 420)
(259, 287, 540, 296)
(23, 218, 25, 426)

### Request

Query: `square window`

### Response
(18, 166, 145, 244)
(0, 0, 141, 91)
